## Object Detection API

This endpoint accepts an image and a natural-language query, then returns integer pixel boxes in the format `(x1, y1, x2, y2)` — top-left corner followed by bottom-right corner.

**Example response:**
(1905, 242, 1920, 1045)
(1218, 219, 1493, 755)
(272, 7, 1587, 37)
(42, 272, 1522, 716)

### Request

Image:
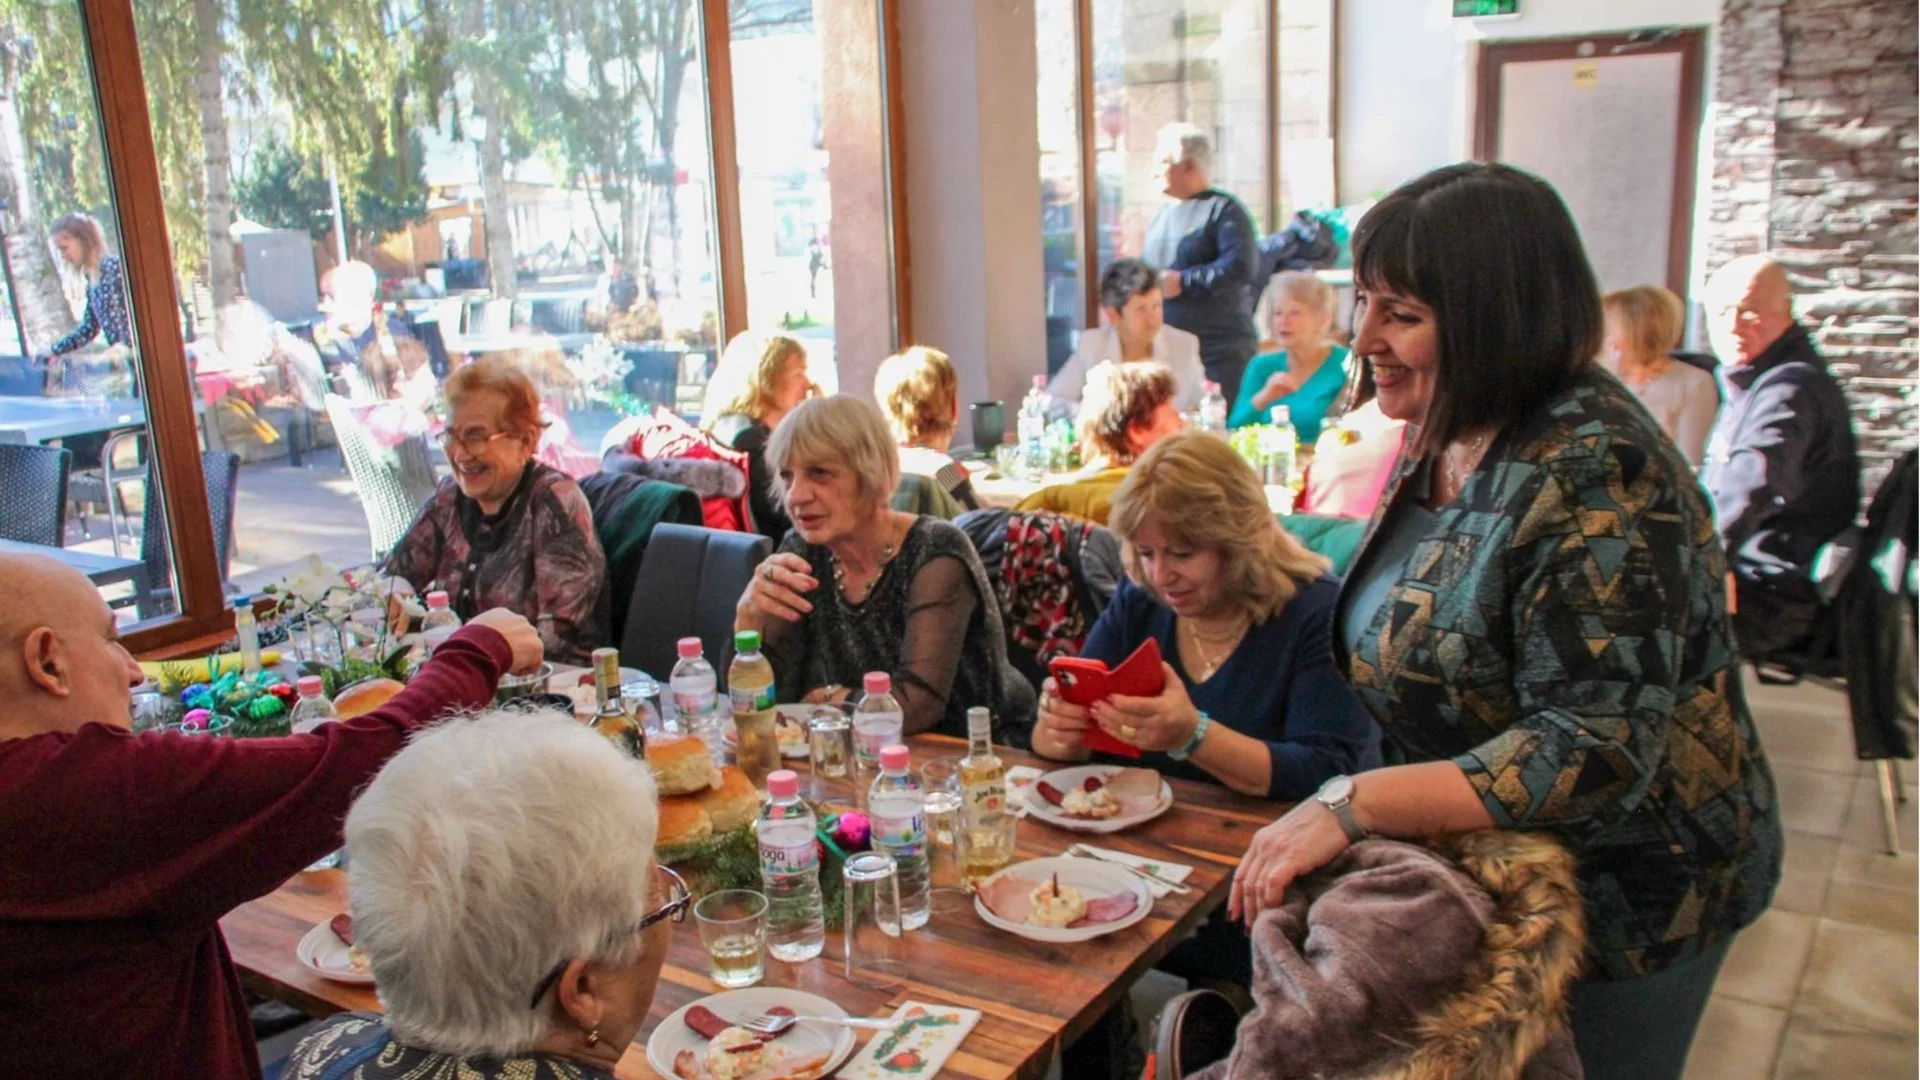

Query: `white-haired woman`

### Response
(736, 395, 1034, 741)
(1033, 431, 1378, 801)
(285, 710, 681, 1080)
(1229, 270, 1350, 440)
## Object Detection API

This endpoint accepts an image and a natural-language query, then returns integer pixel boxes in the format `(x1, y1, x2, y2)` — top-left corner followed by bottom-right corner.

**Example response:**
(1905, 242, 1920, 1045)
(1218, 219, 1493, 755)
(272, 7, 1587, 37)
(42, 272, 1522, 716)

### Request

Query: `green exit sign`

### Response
(1454, 0, 1520, 16)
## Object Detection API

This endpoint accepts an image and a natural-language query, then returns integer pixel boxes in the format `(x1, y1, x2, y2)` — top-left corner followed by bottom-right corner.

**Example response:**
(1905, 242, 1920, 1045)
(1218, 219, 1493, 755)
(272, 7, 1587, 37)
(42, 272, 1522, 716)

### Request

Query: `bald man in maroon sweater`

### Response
(0, 553, 544, 1078)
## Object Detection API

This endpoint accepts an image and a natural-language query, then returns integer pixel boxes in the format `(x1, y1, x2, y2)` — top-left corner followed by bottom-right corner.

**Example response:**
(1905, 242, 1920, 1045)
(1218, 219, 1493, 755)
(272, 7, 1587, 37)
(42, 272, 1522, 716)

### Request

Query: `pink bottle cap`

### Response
(863, 672, 891, 695)
(880, 745, 911, 771)
(767, 770, 799, 798)
(677, 637, 703, 658)
(296, 676, 324, 696)
(426, 590, 450, 608)
(1032, 374, 1047, 388)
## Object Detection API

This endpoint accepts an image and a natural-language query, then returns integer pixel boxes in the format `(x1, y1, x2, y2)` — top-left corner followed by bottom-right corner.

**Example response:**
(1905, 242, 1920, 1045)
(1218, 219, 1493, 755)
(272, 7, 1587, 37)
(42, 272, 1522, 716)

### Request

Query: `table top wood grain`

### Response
(221, 734, 1284, 1079)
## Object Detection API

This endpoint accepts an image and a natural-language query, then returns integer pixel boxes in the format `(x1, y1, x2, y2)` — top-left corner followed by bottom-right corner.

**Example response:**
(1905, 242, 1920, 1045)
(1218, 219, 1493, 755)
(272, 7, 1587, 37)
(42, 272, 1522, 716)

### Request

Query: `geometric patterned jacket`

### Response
(1339, 365, 1783, 980)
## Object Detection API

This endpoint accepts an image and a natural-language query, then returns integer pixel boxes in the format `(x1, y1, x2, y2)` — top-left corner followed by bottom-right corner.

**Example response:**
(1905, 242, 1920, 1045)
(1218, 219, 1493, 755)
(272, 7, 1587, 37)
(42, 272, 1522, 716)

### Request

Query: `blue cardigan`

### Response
(1079, 575, 1380, 800)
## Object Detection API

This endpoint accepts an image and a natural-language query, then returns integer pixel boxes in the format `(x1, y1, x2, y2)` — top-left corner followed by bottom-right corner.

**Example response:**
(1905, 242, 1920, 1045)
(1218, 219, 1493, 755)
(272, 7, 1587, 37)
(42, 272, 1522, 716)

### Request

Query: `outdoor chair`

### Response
(325, 394, 439, 560)
(0, 442, 72, 546)
(121, 449, 239, 619)
(67, 429, 148, 556)
(620, 523, 770, 679)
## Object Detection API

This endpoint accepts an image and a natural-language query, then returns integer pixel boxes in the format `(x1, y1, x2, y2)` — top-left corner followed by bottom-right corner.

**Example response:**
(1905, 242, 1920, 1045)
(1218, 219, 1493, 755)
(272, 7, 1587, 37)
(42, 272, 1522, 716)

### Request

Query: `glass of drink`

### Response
(841, 851, 905, 989)
(621, 675, 664, 735)
(807, 703, 854, 801)
(694, 889, 768, 989)
(733, 709, 781, 790)
(919, 757, 970, 912)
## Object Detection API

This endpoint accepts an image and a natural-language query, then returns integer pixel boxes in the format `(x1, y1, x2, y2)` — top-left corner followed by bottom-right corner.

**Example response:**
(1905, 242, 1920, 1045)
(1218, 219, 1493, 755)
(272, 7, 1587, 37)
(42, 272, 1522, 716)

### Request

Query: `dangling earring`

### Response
(584, 1028, 601, 1048)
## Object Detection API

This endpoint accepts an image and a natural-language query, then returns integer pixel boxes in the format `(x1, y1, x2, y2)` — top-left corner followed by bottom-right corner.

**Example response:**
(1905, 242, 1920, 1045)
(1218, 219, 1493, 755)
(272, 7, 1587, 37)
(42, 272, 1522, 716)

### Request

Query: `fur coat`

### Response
(1190, 831, 1586, 1080)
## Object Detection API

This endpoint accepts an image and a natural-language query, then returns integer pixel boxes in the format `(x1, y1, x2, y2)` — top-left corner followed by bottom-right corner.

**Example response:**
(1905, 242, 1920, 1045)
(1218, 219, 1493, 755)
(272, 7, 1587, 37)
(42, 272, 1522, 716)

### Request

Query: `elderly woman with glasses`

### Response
(385, 358, 607, 665)
(285, 710, 682, 1080)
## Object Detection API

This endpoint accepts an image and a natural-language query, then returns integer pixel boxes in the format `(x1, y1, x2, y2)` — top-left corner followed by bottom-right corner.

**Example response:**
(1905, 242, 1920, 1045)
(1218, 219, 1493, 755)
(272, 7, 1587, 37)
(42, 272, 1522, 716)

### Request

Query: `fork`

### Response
(1066, 844, 1193, 895)
(740, 1012, 902, 1036)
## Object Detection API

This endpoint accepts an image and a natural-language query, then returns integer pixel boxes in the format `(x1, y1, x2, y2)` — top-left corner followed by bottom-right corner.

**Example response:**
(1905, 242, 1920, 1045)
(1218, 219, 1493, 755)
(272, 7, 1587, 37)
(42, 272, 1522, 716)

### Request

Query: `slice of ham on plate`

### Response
(1069, 891, 1140, 928)
(1025, 766, 1173, 833)
(973, 856, 1153, 943)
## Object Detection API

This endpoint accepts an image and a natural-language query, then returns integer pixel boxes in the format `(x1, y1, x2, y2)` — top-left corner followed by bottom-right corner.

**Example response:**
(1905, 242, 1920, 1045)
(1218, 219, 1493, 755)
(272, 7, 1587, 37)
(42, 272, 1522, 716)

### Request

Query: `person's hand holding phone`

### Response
(1033, 676, 1094, 762)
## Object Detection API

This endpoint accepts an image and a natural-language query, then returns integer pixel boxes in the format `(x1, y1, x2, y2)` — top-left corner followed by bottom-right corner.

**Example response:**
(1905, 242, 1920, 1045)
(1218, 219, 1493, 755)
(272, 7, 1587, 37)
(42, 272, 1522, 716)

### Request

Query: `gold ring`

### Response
(1120, 725, 1139, 739)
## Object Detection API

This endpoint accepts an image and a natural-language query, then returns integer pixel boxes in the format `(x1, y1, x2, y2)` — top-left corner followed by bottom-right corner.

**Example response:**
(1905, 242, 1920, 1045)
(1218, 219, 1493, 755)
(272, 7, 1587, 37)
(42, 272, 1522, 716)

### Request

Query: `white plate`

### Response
(720, 706, 811, 758)
(1023, 765, 1174, 833)
(646, 987, 856, 1080)
(972, 855, 1155, 943)
(296, 921, 374, 985)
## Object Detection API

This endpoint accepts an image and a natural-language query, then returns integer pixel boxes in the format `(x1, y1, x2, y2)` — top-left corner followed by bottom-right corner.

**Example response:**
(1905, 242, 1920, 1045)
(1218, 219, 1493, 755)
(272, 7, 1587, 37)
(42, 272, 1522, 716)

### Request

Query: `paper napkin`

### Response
(837, 1001, 983, 1079)
(1071, 844, 1195, 897)
(1005, 765, 1043, 818)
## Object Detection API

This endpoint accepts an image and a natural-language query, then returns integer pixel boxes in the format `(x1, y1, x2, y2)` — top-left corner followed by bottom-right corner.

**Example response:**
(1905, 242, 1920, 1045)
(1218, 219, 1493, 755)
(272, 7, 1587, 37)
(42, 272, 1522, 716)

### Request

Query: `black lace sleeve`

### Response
(893, 554, 977, 734)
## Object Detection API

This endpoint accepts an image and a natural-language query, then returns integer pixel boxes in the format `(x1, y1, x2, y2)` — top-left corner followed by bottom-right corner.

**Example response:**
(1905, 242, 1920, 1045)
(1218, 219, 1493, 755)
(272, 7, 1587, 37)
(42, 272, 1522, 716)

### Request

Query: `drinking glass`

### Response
(694, 889, 768, 988)
(129, 681, 172, 733)
(621, 675, 664, 735)
(807, 703, 855, 802)
(919, 757, 970, 913)
(841, 851, 905, 989)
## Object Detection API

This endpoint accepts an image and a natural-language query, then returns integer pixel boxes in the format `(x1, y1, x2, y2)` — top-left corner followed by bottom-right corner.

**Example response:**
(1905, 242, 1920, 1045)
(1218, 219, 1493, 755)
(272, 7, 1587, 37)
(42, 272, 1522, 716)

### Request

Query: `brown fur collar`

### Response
(1371, 831, 1587, 1080)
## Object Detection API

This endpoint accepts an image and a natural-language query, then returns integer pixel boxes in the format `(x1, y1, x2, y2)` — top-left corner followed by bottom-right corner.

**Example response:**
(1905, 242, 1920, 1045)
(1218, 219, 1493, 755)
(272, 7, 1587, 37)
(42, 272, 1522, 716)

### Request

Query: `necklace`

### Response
(1443, 431, 1490, 494)
(1183, 615, 1248, 681)
(832, 521, 900, 605)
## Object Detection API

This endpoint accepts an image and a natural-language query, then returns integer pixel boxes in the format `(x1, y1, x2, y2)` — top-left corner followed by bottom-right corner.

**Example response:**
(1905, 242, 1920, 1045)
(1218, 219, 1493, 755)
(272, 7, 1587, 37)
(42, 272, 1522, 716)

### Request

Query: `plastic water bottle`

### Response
(419, 590, 462, 653)
(853, 671, 904, 769)
(1196, 380, 1228, 435)
(868, 745, 931, 930)
(289, 676, 337, 734)
(671, 636, 723, 759)
(1018, 375, 1052, 479)
(1263, 404, 1298, 487)
(757, 770, 826, 961)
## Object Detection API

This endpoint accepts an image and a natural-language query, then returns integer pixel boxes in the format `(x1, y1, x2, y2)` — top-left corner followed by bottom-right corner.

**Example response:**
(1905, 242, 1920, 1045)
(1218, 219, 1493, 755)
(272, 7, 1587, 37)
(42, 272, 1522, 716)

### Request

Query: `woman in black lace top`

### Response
(735, 395, 1034, 743)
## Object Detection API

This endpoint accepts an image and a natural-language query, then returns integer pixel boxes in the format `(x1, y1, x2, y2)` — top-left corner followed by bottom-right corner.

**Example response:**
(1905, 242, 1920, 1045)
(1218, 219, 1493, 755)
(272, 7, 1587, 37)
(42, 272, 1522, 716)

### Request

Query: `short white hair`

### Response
(344, 709, 660, 1056)
(764, 394, 902, 512)
(1157, 122, 1211, 172)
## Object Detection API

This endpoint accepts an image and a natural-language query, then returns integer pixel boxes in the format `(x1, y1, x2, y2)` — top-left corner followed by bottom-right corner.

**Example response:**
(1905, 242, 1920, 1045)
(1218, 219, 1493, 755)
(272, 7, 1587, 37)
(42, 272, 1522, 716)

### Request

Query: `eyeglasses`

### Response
(527, 863, 689, 1008)
(438, 428, 515, 455)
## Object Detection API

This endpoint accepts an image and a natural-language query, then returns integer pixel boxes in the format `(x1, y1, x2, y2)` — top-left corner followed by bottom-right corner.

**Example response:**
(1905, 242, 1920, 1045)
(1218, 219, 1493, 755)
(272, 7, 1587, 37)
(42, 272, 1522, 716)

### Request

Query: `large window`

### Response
(0, 0, 900, 654)
(1040, 0, 1337, 333)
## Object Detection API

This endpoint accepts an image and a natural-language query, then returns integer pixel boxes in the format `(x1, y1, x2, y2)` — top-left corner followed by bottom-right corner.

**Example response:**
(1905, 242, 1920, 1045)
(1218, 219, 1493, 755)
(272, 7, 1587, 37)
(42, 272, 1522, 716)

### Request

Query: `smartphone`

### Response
(1047, 639, 1166, 759)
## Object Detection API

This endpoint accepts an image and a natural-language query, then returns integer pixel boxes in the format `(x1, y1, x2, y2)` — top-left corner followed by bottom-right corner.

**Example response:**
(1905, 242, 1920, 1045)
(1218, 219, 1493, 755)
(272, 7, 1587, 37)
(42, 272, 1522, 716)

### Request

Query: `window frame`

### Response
(1057, 0, 1340, 329)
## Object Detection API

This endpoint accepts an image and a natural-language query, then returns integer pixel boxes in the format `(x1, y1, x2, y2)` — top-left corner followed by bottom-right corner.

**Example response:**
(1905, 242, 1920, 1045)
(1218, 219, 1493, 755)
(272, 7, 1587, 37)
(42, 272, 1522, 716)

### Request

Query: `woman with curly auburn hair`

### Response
(1032, 430, 1378, 800)
(704, 331, 817, 540)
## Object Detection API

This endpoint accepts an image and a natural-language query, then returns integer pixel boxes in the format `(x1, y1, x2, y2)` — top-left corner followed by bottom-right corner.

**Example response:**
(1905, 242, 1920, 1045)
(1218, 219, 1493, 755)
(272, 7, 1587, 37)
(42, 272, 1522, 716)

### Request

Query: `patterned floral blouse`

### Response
(384, 461, 607, 665)
(50, 255, 132, 355)
(1337, 366, 1783, 980)
(287, 1012, 613, 1080)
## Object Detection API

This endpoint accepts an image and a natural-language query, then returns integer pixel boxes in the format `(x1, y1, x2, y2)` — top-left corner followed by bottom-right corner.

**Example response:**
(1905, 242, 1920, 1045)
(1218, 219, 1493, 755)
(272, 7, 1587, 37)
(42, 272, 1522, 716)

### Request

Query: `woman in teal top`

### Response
(1228, 270, 1349, 440)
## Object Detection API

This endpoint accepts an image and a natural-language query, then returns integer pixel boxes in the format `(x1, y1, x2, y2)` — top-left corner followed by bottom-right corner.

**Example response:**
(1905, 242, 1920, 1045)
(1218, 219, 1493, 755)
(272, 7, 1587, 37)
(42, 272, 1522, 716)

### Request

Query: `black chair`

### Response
(0, 443, 73, 546)
(620, 523, 771, 680)
(125, 450, 240, 618)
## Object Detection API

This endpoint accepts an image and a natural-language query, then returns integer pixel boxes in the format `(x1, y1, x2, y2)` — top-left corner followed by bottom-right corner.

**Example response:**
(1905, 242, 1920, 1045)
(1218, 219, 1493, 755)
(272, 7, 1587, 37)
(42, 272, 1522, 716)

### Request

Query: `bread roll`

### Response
(645, 733, 719, 796)
(695, 766, 762, 834)
(333, 678, 405, 719)
(657, 795, 714, 850)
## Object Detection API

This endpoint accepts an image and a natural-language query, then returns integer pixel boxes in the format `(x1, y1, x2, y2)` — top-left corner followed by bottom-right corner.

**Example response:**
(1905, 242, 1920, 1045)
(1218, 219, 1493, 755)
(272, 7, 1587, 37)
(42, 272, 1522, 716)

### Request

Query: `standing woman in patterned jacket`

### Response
(1228, 162, 1782, 1080)
(39, 213, 133, 388)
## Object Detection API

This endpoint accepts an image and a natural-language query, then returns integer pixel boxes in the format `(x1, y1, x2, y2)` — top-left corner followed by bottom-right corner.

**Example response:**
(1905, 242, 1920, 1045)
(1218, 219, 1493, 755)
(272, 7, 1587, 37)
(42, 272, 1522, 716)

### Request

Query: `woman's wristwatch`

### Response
(1168, 710, 1212, 761)
(1315, 775, 1369, 844)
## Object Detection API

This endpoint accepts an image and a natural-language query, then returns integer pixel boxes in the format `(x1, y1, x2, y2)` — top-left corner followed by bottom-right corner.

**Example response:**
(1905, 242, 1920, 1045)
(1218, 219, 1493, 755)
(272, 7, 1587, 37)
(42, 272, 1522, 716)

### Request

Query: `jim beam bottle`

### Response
(958, 706, 1016, 884)
(590, 647, 641, 757)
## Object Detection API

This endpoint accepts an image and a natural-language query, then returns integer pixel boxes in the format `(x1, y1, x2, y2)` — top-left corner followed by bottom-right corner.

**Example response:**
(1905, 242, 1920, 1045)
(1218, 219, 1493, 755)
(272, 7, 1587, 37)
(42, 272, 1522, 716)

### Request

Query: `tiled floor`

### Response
(1683, 673, 1919, 1079)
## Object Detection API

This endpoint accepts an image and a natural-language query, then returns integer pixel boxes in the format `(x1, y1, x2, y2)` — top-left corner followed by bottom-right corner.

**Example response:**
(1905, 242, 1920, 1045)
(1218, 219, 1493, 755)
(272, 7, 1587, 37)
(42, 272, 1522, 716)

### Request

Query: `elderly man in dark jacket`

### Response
(1701, 254, 1861, 657)
(1141, 123, 1260, 407)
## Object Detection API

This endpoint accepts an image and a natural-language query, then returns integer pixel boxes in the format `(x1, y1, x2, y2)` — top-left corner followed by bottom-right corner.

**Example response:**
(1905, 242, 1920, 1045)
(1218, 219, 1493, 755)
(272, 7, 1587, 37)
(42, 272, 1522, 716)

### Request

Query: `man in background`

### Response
(1701, 254, 1861, 657)
(1141, 123, 1260, 407)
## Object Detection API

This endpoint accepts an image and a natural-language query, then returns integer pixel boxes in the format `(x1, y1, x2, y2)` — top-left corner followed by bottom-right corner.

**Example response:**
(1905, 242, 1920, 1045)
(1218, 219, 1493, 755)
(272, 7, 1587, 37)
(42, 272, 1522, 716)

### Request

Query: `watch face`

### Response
(1321, 775, 1355, 803)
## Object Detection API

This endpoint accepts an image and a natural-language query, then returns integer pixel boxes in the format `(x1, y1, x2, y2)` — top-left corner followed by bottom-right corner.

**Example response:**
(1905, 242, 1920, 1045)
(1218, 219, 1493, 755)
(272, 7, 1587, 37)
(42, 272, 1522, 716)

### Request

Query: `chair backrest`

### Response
(138, 450, 241, 616)
(336, 365, 380, 402)
(0, 442, 72, 546)
(621, 523, 771, 680)
(325, 394, 439, 559)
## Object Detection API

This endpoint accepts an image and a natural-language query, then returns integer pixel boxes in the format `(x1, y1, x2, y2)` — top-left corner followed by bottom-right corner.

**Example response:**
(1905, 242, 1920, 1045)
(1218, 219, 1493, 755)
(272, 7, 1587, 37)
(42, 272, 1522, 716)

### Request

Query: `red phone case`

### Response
(1048, 639, 1166, 759)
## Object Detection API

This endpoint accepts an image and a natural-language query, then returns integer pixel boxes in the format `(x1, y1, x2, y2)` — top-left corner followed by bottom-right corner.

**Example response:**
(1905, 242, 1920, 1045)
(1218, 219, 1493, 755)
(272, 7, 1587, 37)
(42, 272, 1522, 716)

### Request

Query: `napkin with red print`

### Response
(837, 1001, 982, 1079)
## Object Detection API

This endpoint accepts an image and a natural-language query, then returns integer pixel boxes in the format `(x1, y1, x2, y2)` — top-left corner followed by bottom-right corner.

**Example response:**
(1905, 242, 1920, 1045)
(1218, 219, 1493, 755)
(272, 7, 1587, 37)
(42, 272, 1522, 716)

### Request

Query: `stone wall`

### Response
(1708, 0, 1919, 495)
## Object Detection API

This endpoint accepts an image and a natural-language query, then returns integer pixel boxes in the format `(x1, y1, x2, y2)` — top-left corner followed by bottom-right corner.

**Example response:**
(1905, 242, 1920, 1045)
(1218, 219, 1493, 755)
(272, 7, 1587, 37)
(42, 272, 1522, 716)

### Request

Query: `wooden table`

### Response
(221, 736, 1283, 1079)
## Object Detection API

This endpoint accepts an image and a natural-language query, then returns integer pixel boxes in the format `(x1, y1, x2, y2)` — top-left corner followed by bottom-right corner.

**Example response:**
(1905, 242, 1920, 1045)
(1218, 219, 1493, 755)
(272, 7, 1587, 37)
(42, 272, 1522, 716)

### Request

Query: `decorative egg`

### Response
(247, 696, 287, 720)
(182, 708, 212, 731)
(180, 684, 213, 708)
(267, 683, 298, 703)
